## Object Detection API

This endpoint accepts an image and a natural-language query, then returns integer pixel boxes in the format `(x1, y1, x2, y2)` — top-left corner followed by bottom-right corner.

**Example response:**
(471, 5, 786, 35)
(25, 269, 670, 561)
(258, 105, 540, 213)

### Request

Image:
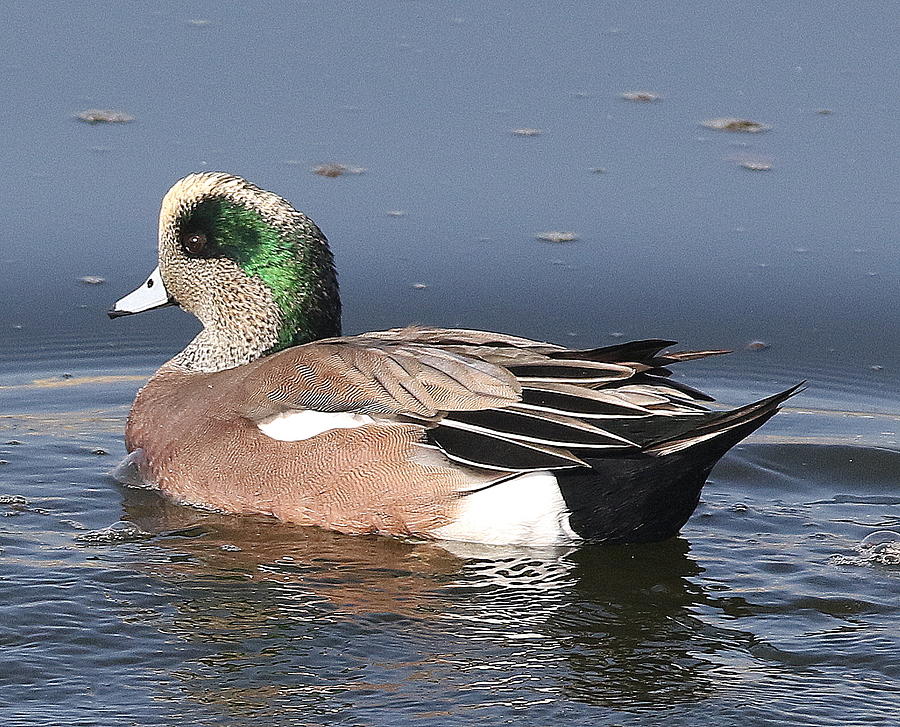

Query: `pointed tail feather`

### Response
(645, 383, 804, 455)
(557, 383, 804, 543)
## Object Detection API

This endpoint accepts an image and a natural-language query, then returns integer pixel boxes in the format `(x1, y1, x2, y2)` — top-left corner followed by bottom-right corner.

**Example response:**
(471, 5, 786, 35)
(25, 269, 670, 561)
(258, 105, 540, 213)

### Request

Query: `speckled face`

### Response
(156, 173, 341, 354)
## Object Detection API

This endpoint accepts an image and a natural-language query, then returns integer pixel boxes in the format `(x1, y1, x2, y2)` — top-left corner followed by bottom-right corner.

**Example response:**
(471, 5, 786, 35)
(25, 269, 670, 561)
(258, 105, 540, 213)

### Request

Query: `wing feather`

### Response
(233, 336, 521, 420)
(221, 326, 766, 476)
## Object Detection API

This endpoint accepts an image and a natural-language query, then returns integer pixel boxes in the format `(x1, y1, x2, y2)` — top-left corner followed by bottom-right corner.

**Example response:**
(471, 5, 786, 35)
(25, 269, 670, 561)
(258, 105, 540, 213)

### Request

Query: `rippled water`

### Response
(2, 2, 899, 725)
(2, 373, 899, 726)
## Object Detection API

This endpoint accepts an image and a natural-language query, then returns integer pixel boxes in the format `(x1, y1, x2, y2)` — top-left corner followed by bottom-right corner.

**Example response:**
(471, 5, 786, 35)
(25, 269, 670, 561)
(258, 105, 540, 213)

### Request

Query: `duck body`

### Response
(111, 173, 798, 546)
(123, 345, 489, 539)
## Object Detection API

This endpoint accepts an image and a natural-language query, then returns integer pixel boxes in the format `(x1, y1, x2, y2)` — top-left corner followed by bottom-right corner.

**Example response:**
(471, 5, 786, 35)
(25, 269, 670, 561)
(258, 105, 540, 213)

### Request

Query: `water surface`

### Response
(1, 2, 898, 725)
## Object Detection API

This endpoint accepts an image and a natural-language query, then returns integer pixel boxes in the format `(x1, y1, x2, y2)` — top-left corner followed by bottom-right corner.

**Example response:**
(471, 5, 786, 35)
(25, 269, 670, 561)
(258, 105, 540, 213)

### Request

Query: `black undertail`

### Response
(556, 413, 768, 543)
(557, 386, 801, 543)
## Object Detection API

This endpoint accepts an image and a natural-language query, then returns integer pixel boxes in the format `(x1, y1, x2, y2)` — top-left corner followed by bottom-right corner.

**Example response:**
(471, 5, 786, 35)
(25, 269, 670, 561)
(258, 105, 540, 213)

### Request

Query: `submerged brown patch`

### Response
(0, 374, 148, 390)
(76, 109, 134, 124)
(311, 163, 367, 177)
(620, 91, 660, 102)
(536, 231, 579, 243)
(702, 117, 771, 133)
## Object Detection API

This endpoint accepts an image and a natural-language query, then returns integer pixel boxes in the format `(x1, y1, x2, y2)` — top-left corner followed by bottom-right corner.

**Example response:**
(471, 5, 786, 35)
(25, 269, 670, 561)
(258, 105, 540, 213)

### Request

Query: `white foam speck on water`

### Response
(74, 521, 152, 544)
(830, 530, 900, 567)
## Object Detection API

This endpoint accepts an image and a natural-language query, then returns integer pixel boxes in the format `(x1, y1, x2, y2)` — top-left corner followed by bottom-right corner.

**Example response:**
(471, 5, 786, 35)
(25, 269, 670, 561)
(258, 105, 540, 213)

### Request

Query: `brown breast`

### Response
(125, 368, 493, 536)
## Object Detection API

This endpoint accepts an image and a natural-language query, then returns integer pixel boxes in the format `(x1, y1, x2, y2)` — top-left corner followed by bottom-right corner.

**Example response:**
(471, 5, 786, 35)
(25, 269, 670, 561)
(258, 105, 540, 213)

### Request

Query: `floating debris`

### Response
(386, 209, 407, 217)
(74, 521, 152, 544)
(589, 167, 608, 174)
(740, 160, 773, 171)
(537, 231, 579, 243)
(412, 283, 429, 290)
(702, 118, 771, 133)
(78, 275, 106, 285)
(511, 128, 543, 137)
(187, 18, 211, 26)
(75, 109, 135, 124)
(870, 365, 884, 372)
(311, 163, 367, 178)
(220, 543, 243, 552)
(746, 340, 770, 351)
(815, 108, 833, 115)
(620, 91, 660, 103)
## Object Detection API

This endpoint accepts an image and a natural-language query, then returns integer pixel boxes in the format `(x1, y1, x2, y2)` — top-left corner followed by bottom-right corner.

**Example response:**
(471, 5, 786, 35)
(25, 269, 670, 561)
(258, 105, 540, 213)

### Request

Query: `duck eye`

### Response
(181, 231, 207, 256)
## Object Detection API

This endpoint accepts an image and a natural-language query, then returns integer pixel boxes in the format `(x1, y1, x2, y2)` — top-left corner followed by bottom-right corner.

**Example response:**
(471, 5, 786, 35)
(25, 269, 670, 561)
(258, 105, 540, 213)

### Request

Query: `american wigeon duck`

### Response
(110, 172, 799, 546)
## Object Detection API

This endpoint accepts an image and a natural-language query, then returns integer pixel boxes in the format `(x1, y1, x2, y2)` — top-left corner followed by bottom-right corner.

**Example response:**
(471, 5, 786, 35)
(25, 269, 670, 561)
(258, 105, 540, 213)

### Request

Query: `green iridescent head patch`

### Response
(183, 197, 340, 349)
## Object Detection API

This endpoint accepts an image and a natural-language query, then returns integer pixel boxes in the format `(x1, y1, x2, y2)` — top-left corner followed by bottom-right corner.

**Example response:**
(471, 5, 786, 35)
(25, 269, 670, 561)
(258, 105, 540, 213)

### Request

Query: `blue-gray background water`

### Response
(1, 3, 898, 725)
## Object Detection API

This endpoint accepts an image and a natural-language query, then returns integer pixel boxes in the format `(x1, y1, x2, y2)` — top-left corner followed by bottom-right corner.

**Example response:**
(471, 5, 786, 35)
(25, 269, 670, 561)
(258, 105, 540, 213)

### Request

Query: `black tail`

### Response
(556, 384, 802, 543)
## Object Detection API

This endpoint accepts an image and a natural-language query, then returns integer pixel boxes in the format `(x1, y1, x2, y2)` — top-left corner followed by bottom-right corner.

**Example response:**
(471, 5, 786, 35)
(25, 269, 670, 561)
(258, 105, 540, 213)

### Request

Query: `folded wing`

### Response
(224, 326, 763, 476)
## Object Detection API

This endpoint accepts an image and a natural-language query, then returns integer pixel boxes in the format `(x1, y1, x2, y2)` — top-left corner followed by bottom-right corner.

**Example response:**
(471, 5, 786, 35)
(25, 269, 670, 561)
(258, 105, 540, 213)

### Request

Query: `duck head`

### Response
(110, 172, 341, 372)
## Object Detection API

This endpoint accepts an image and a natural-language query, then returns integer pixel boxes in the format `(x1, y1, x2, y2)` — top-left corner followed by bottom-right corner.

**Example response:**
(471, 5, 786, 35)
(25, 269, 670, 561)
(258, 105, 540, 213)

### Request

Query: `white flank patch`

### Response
(433, 471, 581, 547)
(257, 410, 376, 441)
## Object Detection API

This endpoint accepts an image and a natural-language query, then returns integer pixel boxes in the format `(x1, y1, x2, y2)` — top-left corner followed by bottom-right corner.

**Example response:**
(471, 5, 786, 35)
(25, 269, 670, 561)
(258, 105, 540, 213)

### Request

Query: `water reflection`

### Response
(444, 540, 756, 709)
(558, 543, 719, 706)
(121, 488, 465, 615)
(119, 487, 761, 717)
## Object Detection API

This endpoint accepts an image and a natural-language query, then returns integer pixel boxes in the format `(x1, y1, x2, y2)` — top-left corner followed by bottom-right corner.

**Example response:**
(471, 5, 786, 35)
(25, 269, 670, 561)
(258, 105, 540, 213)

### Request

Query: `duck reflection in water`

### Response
(118, 486, 759, 715)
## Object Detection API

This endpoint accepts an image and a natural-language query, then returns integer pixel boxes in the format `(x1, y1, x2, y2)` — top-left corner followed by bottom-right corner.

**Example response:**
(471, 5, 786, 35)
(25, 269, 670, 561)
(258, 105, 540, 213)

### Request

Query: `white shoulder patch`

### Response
(257, 410, 375, 441)
(432, 471, 581, 547)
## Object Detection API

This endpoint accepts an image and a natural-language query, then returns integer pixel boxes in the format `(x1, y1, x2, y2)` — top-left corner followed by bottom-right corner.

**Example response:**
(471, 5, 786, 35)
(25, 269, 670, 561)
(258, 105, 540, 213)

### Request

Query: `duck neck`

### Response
(167, 270, 341, 374)
(168, 297, 281, 373)
(170, 325, 279, 373)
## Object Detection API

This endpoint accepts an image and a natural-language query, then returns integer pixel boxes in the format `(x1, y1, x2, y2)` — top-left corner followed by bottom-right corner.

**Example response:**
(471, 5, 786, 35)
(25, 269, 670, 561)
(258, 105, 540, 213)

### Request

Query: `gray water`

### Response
(1, 2, 899, 725)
